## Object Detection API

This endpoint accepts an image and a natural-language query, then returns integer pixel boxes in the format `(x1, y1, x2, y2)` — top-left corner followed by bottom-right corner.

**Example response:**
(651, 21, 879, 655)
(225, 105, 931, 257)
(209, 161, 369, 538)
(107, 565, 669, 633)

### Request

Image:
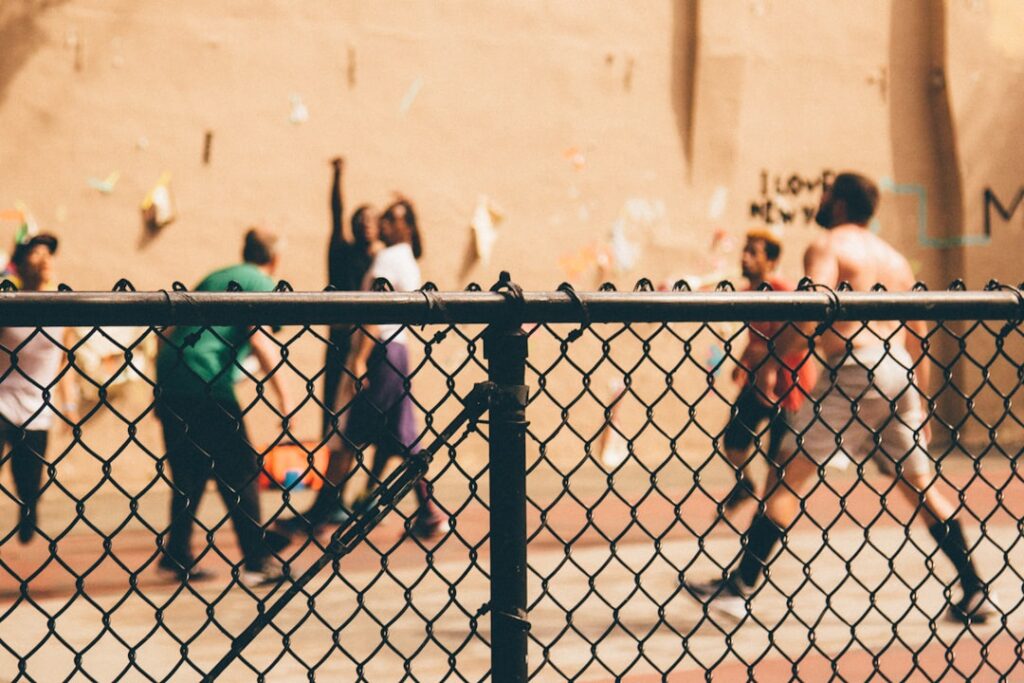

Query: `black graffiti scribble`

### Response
(749, 169, 834, 225)
(984, 187, 1024, 238)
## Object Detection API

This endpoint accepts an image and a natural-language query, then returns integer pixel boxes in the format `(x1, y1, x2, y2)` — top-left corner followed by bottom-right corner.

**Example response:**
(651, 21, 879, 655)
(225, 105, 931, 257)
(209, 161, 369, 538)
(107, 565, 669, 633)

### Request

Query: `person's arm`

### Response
(733, 335, 785, 405)
(249, 328, 294, 424)
(773, 235, 840, 357)
(732, 340, 765, 383)
(329, 157, 345, 251)
(905, 318, 931, 390)
(58, 327, 82, 424)
(347, 325, 378, 384)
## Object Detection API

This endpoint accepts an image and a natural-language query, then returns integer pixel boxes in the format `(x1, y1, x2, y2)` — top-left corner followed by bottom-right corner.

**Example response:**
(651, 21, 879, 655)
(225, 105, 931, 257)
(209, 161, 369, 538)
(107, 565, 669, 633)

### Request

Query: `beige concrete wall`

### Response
(1, 1, 1022, 453)
(1, 1, 1020, 290)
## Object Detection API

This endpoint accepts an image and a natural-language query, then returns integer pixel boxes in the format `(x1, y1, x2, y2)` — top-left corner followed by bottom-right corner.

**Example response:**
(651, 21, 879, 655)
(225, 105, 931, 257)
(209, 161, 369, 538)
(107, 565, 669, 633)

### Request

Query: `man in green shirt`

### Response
(155, 228, 294, 586)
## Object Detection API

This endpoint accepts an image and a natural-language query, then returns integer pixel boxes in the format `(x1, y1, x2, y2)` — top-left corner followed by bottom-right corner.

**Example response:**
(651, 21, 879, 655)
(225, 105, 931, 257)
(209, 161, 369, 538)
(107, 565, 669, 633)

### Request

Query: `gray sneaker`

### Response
(681, 576, 751, 622)
(239, 560, 288, 588)
(946, 588, 999, 625)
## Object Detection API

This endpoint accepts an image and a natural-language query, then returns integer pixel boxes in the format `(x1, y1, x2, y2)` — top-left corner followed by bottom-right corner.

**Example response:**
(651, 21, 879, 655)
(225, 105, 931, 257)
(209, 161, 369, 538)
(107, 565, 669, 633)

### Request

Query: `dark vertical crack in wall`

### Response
(889, 0, 967, 444)
(889, 0, 965, 260)
(671, 0, 699, 180)
(0, 0, 68, 109)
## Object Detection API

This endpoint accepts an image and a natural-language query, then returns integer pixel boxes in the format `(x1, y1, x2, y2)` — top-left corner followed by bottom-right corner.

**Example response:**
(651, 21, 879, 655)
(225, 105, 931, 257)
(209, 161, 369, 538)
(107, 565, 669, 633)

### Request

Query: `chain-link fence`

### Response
(0, 277, 1023, 681)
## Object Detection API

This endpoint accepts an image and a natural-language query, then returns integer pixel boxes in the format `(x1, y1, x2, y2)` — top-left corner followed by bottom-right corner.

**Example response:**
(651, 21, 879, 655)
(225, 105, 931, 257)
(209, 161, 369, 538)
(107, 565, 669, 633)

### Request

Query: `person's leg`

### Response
(367, 447, 393, 487)
(8, 428, 48, 543)
(384, 344, 444, 534)
(686, 361, 840, 605)
(732, 448, 818, 588)
(895, 471, 982, 589)
(684, 444, 820, 621)
(721, 388, 764, 508)
(881, 416, 984, 601)
(871, 349, 990, 621)
(321, 330, 352, 438)
(158, 400, 210, 570)
(296, 344, 390, 524)
(205, 399, 280, 571)
(279, 438, 357, 531)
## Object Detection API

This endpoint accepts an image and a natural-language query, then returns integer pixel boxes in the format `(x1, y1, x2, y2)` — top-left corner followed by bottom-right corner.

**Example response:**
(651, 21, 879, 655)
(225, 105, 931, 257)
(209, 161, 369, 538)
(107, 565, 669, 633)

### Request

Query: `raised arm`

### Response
(329, 157, 345, 251)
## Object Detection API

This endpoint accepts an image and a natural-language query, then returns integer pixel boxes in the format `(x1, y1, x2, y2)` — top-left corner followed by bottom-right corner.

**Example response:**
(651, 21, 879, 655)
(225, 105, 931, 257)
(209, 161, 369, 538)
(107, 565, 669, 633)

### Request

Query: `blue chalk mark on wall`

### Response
(879, 177, 991, 249)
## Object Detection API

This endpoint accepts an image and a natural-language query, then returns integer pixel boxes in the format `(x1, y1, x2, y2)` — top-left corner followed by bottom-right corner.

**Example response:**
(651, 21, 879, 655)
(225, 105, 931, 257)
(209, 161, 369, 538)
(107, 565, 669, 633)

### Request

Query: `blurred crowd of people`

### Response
(0, 157, 443, 586)
(0, 168, 1000, 625)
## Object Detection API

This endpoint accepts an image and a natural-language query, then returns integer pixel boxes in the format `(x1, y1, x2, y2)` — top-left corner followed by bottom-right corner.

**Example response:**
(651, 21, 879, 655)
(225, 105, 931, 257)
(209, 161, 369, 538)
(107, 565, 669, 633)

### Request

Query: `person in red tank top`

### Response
(720, 228, 817, 509)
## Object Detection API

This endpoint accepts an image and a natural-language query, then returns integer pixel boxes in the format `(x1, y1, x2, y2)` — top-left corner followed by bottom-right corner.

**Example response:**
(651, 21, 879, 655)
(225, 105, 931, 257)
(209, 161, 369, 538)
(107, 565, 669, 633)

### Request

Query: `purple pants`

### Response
(340, 342, 439, 524)
(343, 342, 419, 456)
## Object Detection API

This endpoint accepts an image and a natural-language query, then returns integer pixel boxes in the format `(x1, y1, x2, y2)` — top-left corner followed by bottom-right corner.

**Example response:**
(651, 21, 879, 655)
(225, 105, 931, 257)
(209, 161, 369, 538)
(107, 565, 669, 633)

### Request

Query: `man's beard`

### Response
(814, 203, 833, 228)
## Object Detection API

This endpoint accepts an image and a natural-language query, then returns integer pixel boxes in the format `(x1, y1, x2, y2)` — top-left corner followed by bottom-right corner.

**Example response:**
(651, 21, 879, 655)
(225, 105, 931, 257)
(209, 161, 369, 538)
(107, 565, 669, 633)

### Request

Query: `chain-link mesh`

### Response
(0, 280, 1022, 680)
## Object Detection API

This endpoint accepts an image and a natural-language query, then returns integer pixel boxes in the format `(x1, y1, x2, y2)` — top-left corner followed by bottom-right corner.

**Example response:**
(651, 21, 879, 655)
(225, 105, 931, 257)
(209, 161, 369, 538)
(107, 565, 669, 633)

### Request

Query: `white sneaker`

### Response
(238, 561, 288, 588)
(946, 588, 999, 625)
(681, 576, 751, 622)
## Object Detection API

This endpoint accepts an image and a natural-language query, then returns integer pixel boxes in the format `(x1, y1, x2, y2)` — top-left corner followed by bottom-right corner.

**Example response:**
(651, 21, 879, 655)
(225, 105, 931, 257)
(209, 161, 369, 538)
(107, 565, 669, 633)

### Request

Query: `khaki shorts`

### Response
(778, 346, 932, 478)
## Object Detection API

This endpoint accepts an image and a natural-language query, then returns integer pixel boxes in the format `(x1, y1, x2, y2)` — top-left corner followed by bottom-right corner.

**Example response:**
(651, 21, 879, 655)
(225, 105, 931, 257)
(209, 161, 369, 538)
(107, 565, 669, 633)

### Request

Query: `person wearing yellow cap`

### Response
(720, 227, 817, 510)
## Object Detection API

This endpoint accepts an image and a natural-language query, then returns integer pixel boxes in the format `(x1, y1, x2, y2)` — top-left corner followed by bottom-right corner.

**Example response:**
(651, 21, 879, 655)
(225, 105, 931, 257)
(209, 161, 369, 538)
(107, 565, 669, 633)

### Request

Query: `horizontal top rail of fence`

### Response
(1, 278, 1023, 326)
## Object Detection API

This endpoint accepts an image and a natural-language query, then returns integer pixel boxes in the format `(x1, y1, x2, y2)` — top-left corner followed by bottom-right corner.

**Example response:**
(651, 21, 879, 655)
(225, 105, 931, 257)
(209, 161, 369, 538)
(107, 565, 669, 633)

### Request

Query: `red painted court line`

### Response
(1, 468, 1019, 602)
(604, 631, 1023, 681)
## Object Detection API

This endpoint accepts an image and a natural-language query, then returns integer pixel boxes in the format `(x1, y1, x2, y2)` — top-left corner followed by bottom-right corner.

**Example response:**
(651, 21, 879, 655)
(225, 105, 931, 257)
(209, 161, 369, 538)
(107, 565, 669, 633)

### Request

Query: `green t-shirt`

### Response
(156, 263, 275, 401)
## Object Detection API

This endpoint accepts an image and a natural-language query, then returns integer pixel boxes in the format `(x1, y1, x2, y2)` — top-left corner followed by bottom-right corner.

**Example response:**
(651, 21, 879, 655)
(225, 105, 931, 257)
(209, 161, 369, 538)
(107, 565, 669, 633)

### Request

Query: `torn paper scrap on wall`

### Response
(458, 195, 504, 282)
(140, 172, 176, 243)
(610, 219, 640, 272)
(708, 186, 729, 221)
(399, 77, 424, 115)
(563, 146, 588, 172)
(88, 171, 121, 194)
(289, 94, 309, 124)
(470, 194, 503, 266)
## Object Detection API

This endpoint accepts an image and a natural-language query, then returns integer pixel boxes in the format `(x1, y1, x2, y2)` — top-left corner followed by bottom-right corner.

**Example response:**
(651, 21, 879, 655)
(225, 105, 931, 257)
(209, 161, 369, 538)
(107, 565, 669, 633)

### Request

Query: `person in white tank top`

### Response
(0, 234, 80, 543)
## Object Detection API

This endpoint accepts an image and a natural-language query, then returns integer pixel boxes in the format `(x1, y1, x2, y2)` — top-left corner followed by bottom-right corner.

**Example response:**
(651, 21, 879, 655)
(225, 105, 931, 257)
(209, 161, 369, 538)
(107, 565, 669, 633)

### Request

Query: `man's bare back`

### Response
(805, 225, 916, 356)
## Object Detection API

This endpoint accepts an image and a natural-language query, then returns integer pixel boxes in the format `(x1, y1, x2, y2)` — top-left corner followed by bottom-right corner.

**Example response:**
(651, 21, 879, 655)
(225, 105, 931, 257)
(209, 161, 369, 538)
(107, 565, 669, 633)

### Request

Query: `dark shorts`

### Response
(722, 385, 789, 463)
(341, 342, 418, 457)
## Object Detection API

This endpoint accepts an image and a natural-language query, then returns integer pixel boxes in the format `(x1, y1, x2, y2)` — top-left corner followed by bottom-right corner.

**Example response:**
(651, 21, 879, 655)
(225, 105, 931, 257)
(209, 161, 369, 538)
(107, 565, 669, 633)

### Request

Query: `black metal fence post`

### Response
(485, 321, 530, 682)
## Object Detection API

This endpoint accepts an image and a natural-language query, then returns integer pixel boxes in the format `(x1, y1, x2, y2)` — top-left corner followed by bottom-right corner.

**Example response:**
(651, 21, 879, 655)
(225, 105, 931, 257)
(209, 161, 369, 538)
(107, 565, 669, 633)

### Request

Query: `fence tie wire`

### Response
(796, 278, 841, 337)
(556, 282, 590, 343)
(633, 278, 655, 292)
(418, 282, 451, 342)
(489, 271, 525, 324)
(984, 279, 1024, 337)
(371, 277, 395, 292)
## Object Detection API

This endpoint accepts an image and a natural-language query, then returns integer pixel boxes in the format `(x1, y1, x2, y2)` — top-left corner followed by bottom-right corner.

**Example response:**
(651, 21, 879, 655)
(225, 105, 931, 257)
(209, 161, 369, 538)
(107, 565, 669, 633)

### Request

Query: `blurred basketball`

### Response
(258, 440, 329, 490)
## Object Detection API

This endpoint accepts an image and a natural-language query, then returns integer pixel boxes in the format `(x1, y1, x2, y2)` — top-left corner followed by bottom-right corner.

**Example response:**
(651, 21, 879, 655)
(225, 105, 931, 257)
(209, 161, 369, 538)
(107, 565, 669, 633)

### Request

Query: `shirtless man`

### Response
(683, 172, 995, 625)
